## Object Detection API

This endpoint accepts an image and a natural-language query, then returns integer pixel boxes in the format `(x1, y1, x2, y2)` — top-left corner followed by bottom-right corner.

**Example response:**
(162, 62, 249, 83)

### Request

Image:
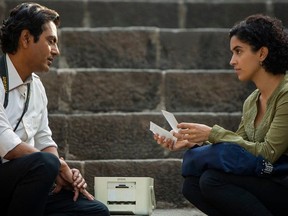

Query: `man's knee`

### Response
(26, 152, 60, 178)
(98, 204, 110, 216)
(90, 200, 110, 216)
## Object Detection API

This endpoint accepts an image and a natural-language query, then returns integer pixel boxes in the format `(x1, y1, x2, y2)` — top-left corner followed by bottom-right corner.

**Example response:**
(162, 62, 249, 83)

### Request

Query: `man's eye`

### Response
(48, 38, 56, 45)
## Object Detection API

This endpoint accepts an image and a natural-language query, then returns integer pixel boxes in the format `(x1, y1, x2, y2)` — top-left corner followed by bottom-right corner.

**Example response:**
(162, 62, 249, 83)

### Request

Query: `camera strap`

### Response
(0, 55, 31, 131)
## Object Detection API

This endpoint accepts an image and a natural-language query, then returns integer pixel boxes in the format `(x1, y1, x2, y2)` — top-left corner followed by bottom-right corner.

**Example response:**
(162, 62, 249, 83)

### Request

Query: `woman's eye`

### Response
(236, 49, 242, 54)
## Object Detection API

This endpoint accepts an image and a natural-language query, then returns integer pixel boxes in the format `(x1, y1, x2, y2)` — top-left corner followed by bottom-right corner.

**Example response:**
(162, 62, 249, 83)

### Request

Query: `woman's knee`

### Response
(182, 176, 199, 201)
(182, 177, 191, 199)
(199, 169, 225, 195)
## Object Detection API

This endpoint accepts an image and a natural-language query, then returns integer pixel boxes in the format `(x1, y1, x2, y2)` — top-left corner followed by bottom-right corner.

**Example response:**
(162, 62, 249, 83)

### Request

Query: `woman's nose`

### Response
(229, 55, 236, 66)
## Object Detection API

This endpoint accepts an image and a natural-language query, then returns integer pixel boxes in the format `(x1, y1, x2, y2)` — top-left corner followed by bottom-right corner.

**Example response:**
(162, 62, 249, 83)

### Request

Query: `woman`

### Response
(154, 14, 288, 216)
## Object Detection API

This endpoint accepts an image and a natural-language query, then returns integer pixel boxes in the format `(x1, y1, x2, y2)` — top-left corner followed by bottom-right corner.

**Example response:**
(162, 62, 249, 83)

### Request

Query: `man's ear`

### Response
(259, 46, 269, 61)
(20, 29, 31, 48)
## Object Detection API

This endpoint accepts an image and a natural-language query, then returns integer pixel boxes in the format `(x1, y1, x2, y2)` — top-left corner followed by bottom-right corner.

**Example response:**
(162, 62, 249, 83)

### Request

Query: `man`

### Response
(0, 2, 109, 215)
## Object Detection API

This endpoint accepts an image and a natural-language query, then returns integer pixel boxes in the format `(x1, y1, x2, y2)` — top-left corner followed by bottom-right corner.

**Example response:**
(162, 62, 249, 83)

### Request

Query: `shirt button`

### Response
(271, 150, 274, 154)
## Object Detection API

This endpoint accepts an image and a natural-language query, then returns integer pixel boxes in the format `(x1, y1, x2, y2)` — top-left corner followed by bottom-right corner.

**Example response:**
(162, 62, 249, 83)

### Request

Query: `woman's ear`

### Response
(259, 46, 269, 61)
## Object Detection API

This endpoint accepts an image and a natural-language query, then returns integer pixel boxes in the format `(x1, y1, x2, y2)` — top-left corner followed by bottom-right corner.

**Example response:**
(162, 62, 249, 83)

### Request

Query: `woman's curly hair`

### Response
(229, 14, 288, 74)
(0, 2, 60, 54)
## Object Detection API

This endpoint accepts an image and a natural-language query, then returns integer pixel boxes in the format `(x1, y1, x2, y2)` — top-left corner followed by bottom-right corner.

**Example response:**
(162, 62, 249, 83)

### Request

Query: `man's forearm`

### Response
(4, 142, 39, 160)
(41, 146, 59, 157)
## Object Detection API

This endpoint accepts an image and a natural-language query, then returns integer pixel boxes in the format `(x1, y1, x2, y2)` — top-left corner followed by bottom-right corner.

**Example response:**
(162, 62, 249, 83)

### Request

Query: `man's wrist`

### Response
(59, 157, 69, 172)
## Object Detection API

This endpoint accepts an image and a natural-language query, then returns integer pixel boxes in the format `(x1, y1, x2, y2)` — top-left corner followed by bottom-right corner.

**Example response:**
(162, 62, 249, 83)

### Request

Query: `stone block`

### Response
(0, 0, 5, 24)
(70, 69, 162, 112)
(185, 2, 267, 28)
(274, 2, 288, 28)
(159, 29, 231, 69)
(87, 1, 179, 28)
(4, 0, 85, 27)
(165, 70, 256, 112)
(37, 69, 60, 112)
(59, 28, 158, 68)
(66, 113, 171, 160)
(48, 114, 68, 158)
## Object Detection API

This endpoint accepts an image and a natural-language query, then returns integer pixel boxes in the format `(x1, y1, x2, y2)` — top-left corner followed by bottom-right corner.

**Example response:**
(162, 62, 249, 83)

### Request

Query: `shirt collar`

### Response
(6, 54, 32, 91)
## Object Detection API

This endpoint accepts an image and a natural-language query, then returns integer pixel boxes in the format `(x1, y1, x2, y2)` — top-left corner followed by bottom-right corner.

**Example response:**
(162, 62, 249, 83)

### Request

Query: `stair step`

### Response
(40, 69, 254, 114)
(151, 208, 206, 216)
(58, 27, 231, 69)
(112, 208, 207, 216)
(4, 1, 288, 28)
(49, 112, 242, 160)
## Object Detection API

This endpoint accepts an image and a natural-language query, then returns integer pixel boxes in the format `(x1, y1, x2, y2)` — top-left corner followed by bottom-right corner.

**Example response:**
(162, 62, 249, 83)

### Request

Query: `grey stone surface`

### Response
(113, 208, 207, 216)
(185, 2, 267, 28)
(151, 209, 207, 216)
(0, 0, 5, 24)
(48, 112, 242, 160)
(274, 2, 288, 28)
(39, 69, 255, 114)
(165, 70, 255, 112)
(159, 29, 231, 70)
(70, 70, 161, 112)
(3, 0, 286, 28)
(4, 0, 85, 27)
(59, 28, 159, 69)
(58, 28, 234, 69)
(87, 1, 179, 28)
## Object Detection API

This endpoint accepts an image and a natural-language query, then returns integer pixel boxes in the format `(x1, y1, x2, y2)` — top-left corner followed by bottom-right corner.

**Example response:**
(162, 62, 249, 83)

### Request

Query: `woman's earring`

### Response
(259, 61, 263, 66)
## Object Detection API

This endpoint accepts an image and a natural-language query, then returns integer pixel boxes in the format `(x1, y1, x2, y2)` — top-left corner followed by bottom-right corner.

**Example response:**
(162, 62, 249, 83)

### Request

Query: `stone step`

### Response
(3, 0, 288, 28)
(57, 27, 233, 69)
(114, 208, 207, 216)
(39, 68, 254, 114)
(48, 112, 242, 160)
(151, 208, 206, 216)
(68, 159, 195, 209)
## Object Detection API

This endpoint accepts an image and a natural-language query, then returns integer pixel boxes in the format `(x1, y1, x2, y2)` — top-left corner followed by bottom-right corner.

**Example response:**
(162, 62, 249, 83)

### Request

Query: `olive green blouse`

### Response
(208, 74, 288, 163)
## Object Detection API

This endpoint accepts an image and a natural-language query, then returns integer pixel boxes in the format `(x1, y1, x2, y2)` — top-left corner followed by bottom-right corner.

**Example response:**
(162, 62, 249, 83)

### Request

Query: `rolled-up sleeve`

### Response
(34, 106, 57, 150)
(32, 79, 57, 151)
(0, 105, 22, 157)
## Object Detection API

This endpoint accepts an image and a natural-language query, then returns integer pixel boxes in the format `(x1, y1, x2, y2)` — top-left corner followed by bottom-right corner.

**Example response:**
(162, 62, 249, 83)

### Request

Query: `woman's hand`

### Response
(177, 122, 212, 144)
(153, 122, 211, 151)
(153, 133, 198, 151)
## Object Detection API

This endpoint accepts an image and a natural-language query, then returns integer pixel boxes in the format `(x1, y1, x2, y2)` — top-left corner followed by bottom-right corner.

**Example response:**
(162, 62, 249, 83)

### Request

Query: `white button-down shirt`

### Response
(0, 54, 57, 162)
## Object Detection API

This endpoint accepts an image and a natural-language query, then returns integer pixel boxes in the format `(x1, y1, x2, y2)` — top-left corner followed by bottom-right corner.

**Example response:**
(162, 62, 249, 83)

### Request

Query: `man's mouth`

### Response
(47, 58, 53, 65)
